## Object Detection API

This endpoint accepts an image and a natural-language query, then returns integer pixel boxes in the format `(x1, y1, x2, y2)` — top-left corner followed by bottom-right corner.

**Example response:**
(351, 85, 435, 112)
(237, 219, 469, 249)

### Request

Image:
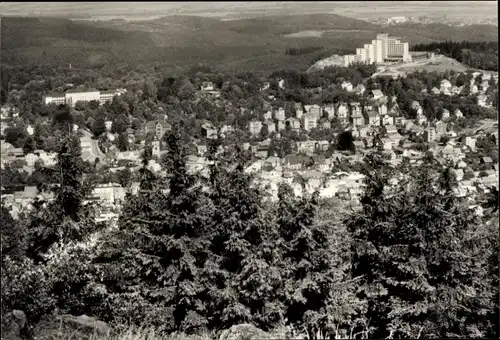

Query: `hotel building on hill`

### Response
(43, 88, 127, 107)
(343, 33, 411, 66)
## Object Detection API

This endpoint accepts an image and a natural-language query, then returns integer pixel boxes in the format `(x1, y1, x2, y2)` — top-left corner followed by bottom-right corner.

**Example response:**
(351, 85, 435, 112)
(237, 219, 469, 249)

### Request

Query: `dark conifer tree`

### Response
(347, 153, 497, 338)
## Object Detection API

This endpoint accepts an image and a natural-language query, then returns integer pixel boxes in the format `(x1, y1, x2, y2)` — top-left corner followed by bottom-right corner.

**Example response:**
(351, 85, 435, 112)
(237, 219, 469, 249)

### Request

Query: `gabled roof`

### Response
(371, 89, 384, 97)
(145, 120, 171, 130)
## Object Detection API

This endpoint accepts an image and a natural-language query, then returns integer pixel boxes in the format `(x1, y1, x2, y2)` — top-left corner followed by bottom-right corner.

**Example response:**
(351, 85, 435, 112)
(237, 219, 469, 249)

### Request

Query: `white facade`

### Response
(43, 94, 65, 105)
(341, 81, 354, 92)
(302, 115, 318, 131)
(65, 91, 100, 107)
(343, 54, 361, 67)
(248, 121, 263, 135)
(355, 33, 411, 64)
(43, 89, 126, 107)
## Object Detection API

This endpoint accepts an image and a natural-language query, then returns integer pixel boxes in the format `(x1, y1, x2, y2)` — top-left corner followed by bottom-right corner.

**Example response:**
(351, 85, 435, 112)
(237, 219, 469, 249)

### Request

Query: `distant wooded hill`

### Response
(1, 15, 498, 74)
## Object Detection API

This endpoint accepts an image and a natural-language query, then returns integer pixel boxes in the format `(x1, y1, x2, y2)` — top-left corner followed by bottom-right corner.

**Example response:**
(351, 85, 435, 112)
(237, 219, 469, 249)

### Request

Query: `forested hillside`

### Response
(2, 15, 498, 74)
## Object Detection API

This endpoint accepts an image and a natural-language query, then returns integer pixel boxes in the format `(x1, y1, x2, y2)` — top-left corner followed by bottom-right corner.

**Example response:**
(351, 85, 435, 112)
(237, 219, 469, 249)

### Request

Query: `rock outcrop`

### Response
(307, 54, 344, 72)
(32, 313, 110, 339)
(219, 324, 273, 340)
(1, 309, 28, 340)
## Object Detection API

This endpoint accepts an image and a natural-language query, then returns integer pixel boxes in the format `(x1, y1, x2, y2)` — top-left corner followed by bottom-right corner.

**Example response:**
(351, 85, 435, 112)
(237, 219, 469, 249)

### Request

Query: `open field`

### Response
(1, 2, 497, 22)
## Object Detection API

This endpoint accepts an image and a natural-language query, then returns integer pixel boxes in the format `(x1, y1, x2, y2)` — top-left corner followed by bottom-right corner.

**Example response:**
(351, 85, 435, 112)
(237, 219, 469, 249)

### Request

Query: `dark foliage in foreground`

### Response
(1, 131, 498, 339)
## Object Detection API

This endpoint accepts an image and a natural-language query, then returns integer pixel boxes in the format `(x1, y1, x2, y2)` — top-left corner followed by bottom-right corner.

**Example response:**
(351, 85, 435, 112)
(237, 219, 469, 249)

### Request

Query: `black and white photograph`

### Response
(0, 1, 498, 339)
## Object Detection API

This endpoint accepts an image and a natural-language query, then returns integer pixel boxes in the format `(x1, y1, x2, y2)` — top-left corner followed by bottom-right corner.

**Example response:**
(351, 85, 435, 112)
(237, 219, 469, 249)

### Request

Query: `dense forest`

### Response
(1, 127, 499, 339)
(412, 40, 498, 71)
(285, 46, 327, 56)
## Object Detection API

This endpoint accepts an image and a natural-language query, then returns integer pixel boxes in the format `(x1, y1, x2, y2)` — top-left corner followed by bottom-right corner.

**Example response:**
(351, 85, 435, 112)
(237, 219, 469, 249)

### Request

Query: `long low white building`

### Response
(43, 88, 127, 107)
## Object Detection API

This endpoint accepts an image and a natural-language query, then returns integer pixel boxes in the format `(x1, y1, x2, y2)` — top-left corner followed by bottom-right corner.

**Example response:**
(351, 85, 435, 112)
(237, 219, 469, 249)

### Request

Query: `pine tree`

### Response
(347, 154, 497, 338)
(0, 203, 25, 260)
(96, 125, 211, 333)
(33, 124, 46, 150)
(91, 115, 107, 138)
(276, 183, 363, 338)
(202, 139, 282, 331)
(8, 131, 102, 328)
(116, 132, 129, 152)
(23, 136, 35, 155)
(25, 132, 98, 263)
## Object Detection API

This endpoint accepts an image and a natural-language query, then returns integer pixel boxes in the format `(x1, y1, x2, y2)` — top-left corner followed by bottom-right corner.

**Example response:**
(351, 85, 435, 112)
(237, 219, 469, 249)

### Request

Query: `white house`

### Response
(477, 94, 491, 107)
(366, 111, 380, 126)
(454, 108, 464, 118)
(264, 120, 276, 134)
(200, 81, 215, 91)
(354, 84, 366, 95)
(440, 79, 452, 92)
(248, 120, 263, 135)
(441, 109, 450, 120)
(302, 114, 318, 131)
(341, 81, 353, 92)
(370, 89, 385, 101)
(336, 103, 349, 125)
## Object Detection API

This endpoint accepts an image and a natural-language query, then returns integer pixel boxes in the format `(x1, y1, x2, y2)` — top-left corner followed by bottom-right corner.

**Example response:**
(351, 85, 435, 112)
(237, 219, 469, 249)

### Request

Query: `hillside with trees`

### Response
(2, 15, 498, 73)
(412, 41, 498, 71)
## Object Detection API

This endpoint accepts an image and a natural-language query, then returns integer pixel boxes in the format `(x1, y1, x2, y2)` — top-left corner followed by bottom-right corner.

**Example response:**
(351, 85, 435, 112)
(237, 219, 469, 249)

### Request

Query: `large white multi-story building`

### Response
(43, 88, 127, 107)
(344, 33, 411, 66)
(42, 93, 66, 105)
(65, 90, 100, 107)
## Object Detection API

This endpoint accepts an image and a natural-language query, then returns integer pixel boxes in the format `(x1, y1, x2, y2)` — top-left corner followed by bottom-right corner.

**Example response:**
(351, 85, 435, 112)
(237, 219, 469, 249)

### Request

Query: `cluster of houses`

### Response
(1, 180, 137, 222)
(0, 140, 57, 172)
(423, 72, 496, 108)
(204, 89, 469, 139)
(2, 71, 498, 221)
